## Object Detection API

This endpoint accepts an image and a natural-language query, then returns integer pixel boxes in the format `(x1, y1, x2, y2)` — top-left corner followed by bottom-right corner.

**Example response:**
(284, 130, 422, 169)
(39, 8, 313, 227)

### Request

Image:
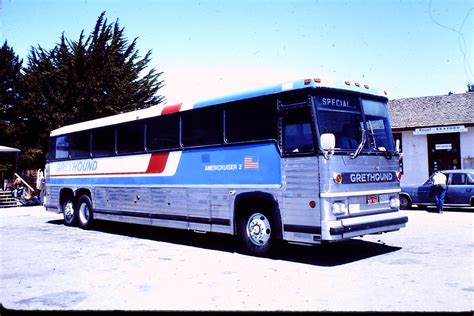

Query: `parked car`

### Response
(400, 169, 474, 209)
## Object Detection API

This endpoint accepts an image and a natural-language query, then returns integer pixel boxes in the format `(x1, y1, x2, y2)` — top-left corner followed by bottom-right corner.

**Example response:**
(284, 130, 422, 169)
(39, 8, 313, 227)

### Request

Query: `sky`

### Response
(1, 0, 473, 103)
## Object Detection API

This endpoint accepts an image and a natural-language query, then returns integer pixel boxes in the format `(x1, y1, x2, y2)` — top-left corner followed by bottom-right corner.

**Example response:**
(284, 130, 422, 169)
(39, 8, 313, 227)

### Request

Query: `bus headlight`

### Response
(332, 202, 347, 215)
(390, 197, 400, 208)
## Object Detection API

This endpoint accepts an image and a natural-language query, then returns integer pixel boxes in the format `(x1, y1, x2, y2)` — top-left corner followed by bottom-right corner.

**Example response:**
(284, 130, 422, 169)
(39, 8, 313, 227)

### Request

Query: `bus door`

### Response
(278, 98, 321, 240)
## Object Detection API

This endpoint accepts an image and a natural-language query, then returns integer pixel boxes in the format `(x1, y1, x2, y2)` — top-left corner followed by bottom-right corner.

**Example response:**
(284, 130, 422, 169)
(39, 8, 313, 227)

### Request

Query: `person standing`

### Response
(36, 169, 45, 204)
(432, 171, 447, 214)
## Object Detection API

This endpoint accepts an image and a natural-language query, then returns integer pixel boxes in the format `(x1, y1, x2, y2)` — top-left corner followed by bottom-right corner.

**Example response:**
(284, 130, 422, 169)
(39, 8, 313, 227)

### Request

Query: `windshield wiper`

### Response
(350, 128, 366, 159)
(377, 145, 393, 159)
(368, 121, 393, 159)
(368, 121, 377, 149)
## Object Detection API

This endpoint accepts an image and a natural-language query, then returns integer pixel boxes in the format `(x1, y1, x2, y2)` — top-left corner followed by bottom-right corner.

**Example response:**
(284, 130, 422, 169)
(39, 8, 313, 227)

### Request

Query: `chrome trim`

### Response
(320, 188, 401, 198)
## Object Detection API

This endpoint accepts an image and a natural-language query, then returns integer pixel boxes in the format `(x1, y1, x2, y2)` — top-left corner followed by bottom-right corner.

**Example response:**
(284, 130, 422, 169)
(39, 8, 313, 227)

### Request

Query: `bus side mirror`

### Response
(320, 133, 335, 151)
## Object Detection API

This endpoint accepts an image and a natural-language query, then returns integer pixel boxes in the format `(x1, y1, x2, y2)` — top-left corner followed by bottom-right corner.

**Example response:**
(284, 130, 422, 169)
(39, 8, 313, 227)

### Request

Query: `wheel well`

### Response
(233, 191, 282, 239)
(399, 193, 412, 205)
(59, 188, 92, 209)
(59, 189, 74, 209)
(76, 188, 92, 201)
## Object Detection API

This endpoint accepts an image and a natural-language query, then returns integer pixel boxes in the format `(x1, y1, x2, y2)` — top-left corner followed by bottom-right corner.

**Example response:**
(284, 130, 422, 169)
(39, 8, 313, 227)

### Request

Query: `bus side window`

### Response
(70, 131, 90, 159)
(146, 114, 180, 151)
(182, 107, 223, 147)
(55, 135, 70, 159)
(225, 98, 277, 143)
(117, 121, 145, 154)
(281, 108, 314, 154)
(92, 126, 115, 157)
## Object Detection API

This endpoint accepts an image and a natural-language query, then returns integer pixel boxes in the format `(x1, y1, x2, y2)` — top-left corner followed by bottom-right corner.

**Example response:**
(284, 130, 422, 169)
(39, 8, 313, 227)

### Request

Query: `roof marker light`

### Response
(304, 79, 311, 85)
(364, 84, 370, 89)
(314, 78, 321, 83)
(355, 82, 360, 87)
(345, 81, 350, 86)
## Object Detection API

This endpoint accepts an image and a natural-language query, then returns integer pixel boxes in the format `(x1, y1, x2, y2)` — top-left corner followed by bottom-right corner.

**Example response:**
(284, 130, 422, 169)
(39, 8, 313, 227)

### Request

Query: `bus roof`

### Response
(50, 77, 388, 137)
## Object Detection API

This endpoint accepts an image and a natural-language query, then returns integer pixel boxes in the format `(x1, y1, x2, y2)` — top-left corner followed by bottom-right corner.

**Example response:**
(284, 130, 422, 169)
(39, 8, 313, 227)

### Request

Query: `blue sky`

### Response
(1, 0, 472, 103)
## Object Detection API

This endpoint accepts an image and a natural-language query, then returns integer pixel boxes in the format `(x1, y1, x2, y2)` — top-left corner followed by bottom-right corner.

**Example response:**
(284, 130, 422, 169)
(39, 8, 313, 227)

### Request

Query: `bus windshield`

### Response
(314, 94, 394, 154)
(361, 99, 395, 152)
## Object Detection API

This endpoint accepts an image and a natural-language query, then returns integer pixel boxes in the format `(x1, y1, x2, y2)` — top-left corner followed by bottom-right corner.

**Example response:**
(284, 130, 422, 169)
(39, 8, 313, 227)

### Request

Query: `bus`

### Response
(44, 77, 408, 256)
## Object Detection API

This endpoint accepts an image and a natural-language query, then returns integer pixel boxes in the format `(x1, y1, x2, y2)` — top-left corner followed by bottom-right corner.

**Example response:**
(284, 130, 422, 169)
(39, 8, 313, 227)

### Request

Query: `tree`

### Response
(19, 12, 165, 169)
(0, 41, 23, 176)
(0, 41, 23, 142)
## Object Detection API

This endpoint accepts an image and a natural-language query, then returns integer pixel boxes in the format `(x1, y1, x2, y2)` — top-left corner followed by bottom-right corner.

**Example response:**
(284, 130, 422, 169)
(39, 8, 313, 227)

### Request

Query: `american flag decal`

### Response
(244, 156, 259, 169)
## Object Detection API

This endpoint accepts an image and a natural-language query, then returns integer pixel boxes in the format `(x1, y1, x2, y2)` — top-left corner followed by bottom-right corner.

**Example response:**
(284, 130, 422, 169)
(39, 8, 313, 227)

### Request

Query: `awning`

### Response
(0, 146, 21, 153)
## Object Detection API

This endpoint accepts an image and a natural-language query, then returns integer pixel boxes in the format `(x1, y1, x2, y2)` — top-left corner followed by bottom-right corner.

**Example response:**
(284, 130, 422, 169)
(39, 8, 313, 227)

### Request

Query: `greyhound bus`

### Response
(44, 77, 408, 256)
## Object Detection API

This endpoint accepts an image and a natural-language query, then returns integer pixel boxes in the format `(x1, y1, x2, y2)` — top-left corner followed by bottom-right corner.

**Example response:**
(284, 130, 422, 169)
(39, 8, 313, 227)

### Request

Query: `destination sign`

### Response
(315, 95, 358, 110)
(342, 171, 397, 184)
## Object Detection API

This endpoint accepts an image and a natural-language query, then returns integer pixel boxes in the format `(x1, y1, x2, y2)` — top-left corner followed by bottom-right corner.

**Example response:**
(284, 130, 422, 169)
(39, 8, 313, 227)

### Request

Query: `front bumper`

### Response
(322, 211, 408, 240)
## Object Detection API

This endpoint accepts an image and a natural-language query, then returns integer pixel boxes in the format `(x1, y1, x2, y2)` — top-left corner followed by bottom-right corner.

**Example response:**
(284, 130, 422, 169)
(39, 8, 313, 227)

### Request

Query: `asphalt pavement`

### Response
(0, 205, 473, 312)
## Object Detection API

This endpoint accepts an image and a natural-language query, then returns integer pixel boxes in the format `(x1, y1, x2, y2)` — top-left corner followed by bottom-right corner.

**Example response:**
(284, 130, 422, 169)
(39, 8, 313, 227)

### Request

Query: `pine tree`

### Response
(19, 12, 165, 169)
(0, 41, 23, 142)
(0, 41, 23, 175)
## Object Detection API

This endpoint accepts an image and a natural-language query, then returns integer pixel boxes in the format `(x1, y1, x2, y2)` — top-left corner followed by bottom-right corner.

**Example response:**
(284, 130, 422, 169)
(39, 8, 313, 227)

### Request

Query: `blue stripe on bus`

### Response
(47, 143, 281, 186)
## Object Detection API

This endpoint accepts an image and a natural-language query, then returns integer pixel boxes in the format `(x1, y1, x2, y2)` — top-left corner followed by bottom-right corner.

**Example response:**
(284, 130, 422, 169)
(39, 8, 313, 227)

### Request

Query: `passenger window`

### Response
(117, 122, 145, 154)
(450, 173, 466, 185)
(69, 132, 90, 159)
(282, 107, 314, 154)
(226, 98, 277, 142)
(182, 107, 223, 147)
(92, 126, 115, 157)
(146, 114, 180, 150)
(55, 135, 70, 159)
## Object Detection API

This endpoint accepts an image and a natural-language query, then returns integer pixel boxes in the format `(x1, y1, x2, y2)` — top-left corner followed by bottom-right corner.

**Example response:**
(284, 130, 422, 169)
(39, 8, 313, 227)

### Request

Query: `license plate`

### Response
(367, 195, 379, 204)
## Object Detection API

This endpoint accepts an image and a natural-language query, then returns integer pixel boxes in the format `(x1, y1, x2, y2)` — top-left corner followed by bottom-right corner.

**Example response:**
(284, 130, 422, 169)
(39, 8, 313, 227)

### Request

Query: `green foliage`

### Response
(0, 41, 23, 176)
(0, 41, 23, 143)
(12, 11, 165, 170)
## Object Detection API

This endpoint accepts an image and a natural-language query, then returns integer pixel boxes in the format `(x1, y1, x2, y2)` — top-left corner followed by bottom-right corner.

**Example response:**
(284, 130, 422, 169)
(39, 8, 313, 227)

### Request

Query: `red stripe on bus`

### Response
(161, 103, 182, 115)
(145, 152, 170, 173)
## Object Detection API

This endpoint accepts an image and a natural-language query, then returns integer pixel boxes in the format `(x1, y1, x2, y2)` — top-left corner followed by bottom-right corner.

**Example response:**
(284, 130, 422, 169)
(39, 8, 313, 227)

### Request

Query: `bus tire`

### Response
(238, 210, 274, 256)
(77, 195, 94, 230)
(62, 197, 77, 226)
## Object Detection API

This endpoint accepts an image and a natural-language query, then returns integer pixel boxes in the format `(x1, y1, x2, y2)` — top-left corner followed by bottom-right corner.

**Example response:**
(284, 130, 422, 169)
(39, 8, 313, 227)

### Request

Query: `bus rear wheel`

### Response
(62, 198, 77, 226)
(77, 195, 94, 230)
(238, 211, 274, 256)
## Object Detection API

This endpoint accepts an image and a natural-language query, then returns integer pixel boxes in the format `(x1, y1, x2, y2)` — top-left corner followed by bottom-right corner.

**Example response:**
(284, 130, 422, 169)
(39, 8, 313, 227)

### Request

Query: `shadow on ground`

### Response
(47, 219, 401, 267)
(405, 206, 474, 214)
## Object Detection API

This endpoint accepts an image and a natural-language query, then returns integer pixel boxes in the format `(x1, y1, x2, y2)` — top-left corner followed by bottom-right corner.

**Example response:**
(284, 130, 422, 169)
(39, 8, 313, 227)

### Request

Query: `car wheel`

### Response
(399, 195, 411, 210)
(77, 195, 94, 230)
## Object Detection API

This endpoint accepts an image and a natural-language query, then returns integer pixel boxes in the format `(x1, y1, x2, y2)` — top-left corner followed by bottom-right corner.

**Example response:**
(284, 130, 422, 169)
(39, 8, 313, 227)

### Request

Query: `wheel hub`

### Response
(64, 202, 74, 219)
(246, 213, 271, 246)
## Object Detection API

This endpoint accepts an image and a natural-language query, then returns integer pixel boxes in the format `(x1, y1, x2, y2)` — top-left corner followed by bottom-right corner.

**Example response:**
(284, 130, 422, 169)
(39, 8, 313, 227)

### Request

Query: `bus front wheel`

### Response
(77, 195, 94, 230)
(62, 198, 77, 226)
(238, 211, 274, 256)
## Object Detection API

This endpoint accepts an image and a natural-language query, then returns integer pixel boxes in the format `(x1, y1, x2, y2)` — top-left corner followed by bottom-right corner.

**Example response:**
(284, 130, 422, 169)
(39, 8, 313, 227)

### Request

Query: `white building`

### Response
(388, 89, 474, 185)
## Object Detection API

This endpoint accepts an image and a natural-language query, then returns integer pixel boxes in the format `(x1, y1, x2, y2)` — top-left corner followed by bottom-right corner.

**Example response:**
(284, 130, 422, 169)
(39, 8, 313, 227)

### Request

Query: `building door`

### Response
(427, 133, 461, 175)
